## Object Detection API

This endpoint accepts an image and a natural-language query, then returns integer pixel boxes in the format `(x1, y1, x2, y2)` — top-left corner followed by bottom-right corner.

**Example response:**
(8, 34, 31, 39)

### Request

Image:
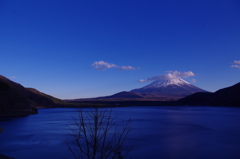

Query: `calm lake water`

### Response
(0, 106, 240, 159)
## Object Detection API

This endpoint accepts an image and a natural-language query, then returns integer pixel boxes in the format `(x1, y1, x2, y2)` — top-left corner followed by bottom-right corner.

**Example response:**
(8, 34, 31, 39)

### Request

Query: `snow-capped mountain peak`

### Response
(130, 78, 207, 99)
(142, 78, 190, 89)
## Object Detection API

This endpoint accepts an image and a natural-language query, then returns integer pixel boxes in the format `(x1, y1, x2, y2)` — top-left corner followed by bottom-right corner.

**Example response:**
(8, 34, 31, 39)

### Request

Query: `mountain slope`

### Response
(98, 91, 143, 99)
(0, 75, 65, 116)
(0, 79, 32, 110)
(27, 88, 66, 105)
(0, 75, 37, 116)
(131, 78, 207, 99)
(178, 82, 240, 106)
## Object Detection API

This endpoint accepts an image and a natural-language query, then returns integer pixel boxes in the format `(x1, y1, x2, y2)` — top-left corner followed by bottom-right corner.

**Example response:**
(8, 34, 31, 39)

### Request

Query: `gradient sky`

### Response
(1, 0, 240, 99)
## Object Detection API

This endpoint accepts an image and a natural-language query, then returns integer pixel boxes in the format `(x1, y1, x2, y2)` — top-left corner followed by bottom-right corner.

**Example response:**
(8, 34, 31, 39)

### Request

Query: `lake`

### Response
(0, 106, 240, 159)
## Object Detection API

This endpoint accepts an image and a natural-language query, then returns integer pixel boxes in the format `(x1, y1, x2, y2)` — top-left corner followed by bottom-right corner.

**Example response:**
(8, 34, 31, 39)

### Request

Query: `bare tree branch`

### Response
(65, 107, 133, 159)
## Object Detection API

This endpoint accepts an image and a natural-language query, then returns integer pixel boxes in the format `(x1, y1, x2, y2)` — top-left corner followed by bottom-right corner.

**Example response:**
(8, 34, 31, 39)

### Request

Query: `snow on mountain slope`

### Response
(141, 78, 190, 88)
(131, 78, 207, 99)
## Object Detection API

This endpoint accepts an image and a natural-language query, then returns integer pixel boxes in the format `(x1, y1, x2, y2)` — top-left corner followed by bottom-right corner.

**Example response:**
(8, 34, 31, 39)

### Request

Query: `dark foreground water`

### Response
(0, 106, 240, 159)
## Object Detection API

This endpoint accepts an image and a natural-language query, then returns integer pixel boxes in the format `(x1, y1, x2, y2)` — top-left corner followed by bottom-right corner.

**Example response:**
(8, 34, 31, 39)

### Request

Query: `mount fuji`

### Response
(131, 78, 207, 100)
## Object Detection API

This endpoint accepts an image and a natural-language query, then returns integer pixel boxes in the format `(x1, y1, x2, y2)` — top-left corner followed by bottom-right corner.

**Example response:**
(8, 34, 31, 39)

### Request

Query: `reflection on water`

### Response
(0, 106, 240, 159)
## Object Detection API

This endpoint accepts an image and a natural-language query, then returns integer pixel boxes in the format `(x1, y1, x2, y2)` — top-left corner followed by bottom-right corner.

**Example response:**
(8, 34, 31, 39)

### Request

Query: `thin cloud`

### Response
(139, 71, 195, 82)
(139, 79, 145, 82)
(92, 61, 117, 70)
(231, 65, 240, 68)
(10, 76, 17, 79)
(231, 60, 240, 69)
(191, 79, 197, 83)
(92, 61, 139, 71)
(233, 60, 240, 64)
(119, 66, 137, 70)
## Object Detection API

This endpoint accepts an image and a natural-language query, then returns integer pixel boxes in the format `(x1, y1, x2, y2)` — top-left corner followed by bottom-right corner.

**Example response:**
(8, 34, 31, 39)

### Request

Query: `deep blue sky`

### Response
(1, 0, 240, 99)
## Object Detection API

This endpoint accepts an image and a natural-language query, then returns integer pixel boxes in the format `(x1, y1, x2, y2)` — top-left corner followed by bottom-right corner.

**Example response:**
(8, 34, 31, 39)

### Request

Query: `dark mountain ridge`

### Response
(179, 82, 240, 106)
(98, 91, 143, 99)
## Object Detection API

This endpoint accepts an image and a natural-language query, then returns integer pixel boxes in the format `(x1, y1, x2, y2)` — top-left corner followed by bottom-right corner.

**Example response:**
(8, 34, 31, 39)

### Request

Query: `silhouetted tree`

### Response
(65, 107, 133, 159)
